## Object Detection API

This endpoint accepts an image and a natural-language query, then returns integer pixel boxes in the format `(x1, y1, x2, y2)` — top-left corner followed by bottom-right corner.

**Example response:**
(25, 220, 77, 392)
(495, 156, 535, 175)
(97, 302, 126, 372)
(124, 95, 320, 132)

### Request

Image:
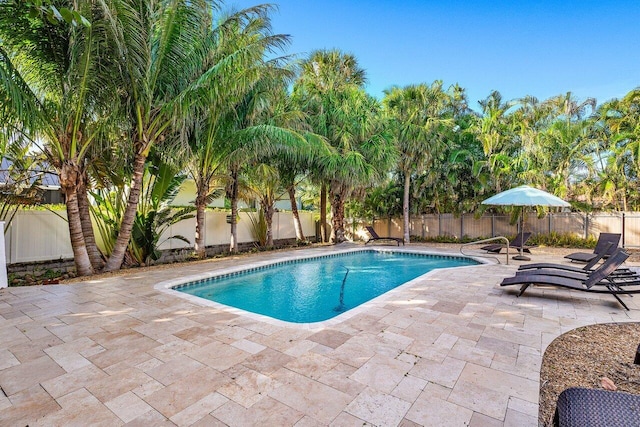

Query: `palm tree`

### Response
(0, 0, 118, 276)
(473, 91, 519, 193)
(598, 89, 640, 209)
(183, 5, 290, 258)
(99, 1, 291, 270)
(293, 49, 367, 242)
(322, 87, 394, 242)
(383, 81, 454, 243)
(294, 50, 393, 242)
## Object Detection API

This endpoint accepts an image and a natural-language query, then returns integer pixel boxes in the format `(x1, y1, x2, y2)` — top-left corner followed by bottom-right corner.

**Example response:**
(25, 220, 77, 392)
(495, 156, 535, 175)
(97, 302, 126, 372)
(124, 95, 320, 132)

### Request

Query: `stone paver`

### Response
(1, 244, 639, 426)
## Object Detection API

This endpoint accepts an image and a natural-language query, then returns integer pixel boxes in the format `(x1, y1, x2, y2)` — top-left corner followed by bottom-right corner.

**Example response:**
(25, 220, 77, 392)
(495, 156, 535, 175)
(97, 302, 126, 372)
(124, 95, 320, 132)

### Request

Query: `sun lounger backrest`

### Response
(582, 242, 614, 271)
(511, 232, 532, 247)
(594, 233, 621, 256)
(585, 249, 629, 288)
(365, 226, 380, 239)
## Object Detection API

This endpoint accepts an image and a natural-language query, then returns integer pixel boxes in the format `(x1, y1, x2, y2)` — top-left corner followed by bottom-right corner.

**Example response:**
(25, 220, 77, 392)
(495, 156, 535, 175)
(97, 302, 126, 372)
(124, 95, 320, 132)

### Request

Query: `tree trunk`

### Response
(403, 172, 411, 244)
(264, 204, 274, 248)
(320, 183, 327, 242)
(229, 168, 239, 253)
(60, 163, 94, 276)
(103, 150, 147, 272)
(329, 187, 346, 243)
(77, 169, 105, 270)
(194, 178, 208, 259)
(288, 185, 305, 241)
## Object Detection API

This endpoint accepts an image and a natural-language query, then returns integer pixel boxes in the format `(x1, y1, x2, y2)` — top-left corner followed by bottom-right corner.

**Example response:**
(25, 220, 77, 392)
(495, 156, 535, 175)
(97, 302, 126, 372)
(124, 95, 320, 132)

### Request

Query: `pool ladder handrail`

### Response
(460, 236, 510, 265)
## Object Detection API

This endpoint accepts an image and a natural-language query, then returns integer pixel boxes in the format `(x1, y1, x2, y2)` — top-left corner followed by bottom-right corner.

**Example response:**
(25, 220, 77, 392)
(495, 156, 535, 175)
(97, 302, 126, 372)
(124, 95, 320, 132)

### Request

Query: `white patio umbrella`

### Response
(482, 185, 571, 260)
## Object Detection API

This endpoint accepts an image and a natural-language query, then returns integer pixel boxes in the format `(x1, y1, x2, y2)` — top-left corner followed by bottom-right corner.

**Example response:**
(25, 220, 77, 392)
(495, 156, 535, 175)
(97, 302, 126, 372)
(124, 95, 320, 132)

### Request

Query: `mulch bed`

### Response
(539, 323, 640, 426)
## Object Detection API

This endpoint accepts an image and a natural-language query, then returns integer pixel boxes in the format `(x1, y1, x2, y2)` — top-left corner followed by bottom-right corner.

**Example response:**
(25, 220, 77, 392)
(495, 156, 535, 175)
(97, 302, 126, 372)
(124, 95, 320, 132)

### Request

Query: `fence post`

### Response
(622, 212, 626, 248)
(421, 214, 426, 238)
(460, 214, 464, 239)
(438, 214, 442, 237)
(584, 213, 589, 239)
(0, 222, 7, 288)
(491, 214, 495, 237)
(548, 213, 552, 234)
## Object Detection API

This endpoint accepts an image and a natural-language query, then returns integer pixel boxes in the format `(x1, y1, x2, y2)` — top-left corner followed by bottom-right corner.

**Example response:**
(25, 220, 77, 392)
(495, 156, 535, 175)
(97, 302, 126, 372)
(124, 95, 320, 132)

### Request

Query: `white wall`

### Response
(4, 209, 316, 264)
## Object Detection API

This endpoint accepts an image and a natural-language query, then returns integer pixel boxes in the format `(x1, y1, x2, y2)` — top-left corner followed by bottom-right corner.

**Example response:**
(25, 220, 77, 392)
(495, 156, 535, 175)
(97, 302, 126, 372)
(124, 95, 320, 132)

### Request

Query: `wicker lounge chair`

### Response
(364, 226, 404, 246)
(480, 232, 535, 254)
(564, 232, 620, 263)
(554, 387, 640, 427)
(501, 249, 639, 309)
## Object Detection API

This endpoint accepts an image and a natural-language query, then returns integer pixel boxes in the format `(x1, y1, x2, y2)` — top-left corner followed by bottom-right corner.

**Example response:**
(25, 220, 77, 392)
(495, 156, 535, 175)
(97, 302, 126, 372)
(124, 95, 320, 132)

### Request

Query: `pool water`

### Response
(175, 250, 478, 323)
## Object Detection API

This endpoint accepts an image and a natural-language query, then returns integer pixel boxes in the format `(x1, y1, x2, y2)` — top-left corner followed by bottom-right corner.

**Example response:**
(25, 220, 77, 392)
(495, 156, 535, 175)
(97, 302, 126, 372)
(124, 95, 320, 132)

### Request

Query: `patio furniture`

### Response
(500, 249, 640, 309)
(518, 242, 634, 278)
(564, 233, 621, 263)
(554, 387, 640, 427)
(480, 232, 535, 254)
(364, 226, 404, 246)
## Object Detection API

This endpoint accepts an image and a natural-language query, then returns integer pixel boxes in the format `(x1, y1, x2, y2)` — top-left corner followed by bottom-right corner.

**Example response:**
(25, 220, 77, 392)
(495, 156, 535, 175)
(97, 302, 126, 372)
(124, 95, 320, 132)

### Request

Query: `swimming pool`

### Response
(172, 250, 479, 323)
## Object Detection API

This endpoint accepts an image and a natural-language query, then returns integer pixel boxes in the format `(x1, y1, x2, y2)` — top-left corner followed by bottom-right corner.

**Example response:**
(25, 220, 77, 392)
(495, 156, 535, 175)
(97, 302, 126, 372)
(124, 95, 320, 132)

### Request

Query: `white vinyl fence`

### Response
(4, 210, 316, 264)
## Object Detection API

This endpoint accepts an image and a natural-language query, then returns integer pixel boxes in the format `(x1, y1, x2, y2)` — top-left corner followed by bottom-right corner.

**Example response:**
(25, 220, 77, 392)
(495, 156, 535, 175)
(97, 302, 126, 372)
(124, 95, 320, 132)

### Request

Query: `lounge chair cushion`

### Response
(554, 387, 640, 427)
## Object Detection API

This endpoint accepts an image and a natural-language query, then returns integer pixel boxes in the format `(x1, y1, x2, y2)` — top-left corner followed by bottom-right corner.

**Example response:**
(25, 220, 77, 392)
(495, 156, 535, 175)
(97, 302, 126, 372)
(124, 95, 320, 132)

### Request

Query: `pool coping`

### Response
(155, 246, 495, 330)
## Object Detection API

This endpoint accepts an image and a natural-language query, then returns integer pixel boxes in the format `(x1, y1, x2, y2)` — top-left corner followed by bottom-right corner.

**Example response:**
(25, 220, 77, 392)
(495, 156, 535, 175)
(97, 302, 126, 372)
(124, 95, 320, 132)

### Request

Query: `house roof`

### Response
(0, 158, 60, 189)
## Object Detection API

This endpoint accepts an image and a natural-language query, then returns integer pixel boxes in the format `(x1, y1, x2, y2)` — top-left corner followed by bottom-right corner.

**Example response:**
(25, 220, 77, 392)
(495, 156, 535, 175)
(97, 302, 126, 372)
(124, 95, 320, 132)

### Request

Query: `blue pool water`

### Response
(175, 250, 478, 323)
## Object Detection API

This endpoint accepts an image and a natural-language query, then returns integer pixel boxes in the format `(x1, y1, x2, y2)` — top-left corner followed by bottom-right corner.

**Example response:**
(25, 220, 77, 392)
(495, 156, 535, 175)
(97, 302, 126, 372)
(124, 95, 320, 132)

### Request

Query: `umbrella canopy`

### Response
(481, 185, 570, 261)
(481, 185, 570, 208)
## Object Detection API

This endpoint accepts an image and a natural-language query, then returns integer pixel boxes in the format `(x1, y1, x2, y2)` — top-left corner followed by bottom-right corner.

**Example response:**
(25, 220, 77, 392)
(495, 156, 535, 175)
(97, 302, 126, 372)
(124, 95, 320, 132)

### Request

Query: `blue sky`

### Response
(230, 1, 640, 110)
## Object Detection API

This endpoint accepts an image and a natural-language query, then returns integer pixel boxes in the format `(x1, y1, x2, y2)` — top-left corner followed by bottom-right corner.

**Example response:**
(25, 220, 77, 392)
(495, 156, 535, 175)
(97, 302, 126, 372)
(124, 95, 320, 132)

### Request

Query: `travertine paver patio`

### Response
(1, 244, 639, 426)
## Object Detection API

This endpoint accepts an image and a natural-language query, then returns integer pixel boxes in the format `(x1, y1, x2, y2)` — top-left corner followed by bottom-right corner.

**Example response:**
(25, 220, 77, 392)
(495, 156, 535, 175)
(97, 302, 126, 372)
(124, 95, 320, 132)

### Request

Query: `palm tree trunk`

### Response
(329, 187, 346, 243)
(229, 168, 239, 253)
(194, 178, 208, 259)
(264, 205, 274, 247)
(403, 172, 411, 244)
(60, 163, 94, 276)
(77, 169, 104, 270)
(320, 183, 327, 242)
(288, 185, 305, 241)
(103, 150, 147, 272)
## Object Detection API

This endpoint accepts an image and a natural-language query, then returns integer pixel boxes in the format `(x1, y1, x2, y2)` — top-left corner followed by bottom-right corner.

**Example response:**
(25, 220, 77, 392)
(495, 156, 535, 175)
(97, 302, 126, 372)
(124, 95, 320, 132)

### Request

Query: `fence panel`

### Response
(5, 209, 317, 264)
(6, 210, 73, 263)
(460, 214, 492, 238)
(550, 213, 586, 237)
(623, 214, 640, 247)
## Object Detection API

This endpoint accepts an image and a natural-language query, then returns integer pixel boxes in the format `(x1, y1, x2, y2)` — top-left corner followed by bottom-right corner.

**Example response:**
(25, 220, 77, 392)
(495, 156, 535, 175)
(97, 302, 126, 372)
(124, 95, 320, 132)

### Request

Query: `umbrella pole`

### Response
(513, 206, 531, 261)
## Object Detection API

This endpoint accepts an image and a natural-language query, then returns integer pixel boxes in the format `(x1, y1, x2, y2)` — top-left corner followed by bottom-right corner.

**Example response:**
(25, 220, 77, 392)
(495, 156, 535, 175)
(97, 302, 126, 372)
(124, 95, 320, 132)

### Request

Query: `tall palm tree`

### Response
(99, 0, 290, 270)
(0, 0, 118, 276)
(473, 91, 518, 193)
(183, 5, 290, 258)
(293, 49, 367, 242)
(294, 49, 392, 242)
(322, 87, 393, 242)
(383, 81, 454, 243)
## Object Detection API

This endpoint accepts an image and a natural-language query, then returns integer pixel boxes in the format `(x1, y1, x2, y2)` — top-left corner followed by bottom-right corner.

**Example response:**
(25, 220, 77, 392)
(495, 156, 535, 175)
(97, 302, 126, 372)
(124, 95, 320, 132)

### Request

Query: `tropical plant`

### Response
(294, 50, 393, 243)
(247, 209, 268, 247)
(383, 81, 455, 242)
(0, 0, 119, 275)
(183, 4, 291, 258)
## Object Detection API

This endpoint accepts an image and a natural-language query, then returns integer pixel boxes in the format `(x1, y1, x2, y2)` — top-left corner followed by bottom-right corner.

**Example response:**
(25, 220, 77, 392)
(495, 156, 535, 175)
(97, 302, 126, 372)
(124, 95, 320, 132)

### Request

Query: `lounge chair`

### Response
(564, 232, 620, 263)
(518, 242, 634, 277)
(364, 226, 404, 246)
(500, 249, 640, 309)
(554, 387, 640, 427)
(480, 232, 535, 254)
